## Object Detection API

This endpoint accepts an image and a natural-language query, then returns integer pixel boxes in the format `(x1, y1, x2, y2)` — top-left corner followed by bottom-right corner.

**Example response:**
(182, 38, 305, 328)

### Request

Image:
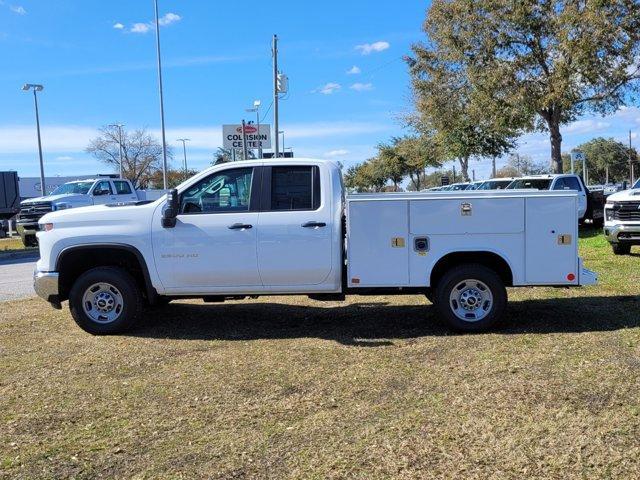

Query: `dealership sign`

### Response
(223, 124, 271, 150)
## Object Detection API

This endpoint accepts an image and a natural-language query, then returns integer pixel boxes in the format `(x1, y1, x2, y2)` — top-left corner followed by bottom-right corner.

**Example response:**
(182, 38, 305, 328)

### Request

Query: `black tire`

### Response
(23, 235, 37, 247)
(612, 243, 631, 255)
(69, 267, 143, 335)
(591, 217, 604, 228)
(425, 289, 435, 304)
(433, 264, 507, 332)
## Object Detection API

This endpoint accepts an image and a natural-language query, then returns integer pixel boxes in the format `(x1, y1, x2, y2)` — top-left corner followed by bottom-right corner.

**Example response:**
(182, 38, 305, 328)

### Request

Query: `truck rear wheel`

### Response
(69, 267, 143, 335)
(434, 264, 507, 332)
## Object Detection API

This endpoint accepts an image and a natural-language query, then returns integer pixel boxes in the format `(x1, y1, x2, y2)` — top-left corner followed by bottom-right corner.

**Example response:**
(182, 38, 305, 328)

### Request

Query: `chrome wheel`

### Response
(82, 282, 124, 324)
(448, 278, 493, 322)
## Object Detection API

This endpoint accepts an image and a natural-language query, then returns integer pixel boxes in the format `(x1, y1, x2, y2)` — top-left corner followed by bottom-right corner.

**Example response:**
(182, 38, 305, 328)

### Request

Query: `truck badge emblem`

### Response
(461, 202, 472, 216)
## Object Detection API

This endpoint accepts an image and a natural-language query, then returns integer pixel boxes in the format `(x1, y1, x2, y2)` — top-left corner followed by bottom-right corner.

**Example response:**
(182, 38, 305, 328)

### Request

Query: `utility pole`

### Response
(154, 0, 168, 189)
(176, 138, 190, 178)
(272, 34, 279, 158)
(241, 119, 249, 160)
(472, 169, 476, 181)
(491, 156, 496, 178)
(22, 84, 46, 195)
(453, 164, 456, 183)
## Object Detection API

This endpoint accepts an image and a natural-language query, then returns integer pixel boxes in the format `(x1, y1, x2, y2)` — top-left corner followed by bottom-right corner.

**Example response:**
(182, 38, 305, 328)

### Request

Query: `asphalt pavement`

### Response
(0, 254, 38, 302)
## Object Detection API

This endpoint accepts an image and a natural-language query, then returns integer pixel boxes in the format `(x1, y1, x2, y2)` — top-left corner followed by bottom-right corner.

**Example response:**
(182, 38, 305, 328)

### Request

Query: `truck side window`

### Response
(180, 168, 253, 214)
(113, 180, 132, 195)
(563, 177, 581, 191)
(93, 181, 112, 195)
(271, 166, 320, 211)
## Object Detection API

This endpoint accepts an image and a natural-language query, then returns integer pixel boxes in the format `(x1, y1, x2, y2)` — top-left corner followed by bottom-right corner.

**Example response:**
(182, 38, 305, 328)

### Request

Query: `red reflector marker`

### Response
(567, 273, 575, 281)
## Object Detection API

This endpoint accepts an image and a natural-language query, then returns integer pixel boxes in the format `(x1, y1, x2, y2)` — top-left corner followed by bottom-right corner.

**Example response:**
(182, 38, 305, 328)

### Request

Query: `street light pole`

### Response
(109, 123, 125, 178)
(176, 138, 190, 178)
(241, 120, 249, 160)
(154, 0, 168, 189)
(246, 99, 262, 158)
(272, 34, 279, 159)
(22, 84, 46, 195)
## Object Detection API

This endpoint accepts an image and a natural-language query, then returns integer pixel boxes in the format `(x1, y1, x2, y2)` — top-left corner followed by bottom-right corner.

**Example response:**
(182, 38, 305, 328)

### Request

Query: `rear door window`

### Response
(270, 166, 320, 211)
(113, 180, 133, 195)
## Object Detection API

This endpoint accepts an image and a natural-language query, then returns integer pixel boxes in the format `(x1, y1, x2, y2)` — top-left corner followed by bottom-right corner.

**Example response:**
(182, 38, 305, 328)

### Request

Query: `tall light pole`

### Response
(272, 34, 279, 159)
(176, 138, 190, 178)
(246, 99, 261, 158)
(22, 84, 46, 195)
(279, 130, 285, 157)
(109, 123, 125, 178)
(154, 0, 168, 189)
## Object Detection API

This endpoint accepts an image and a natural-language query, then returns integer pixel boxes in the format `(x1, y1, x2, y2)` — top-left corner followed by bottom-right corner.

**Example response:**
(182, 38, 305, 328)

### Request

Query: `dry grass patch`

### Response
(1, 228, 639, 479)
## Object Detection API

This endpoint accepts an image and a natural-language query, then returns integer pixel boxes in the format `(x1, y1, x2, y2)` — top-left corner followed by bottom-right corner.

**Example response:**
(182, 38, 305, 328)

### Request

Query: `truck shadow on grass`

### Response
(132, 295, 640, 346)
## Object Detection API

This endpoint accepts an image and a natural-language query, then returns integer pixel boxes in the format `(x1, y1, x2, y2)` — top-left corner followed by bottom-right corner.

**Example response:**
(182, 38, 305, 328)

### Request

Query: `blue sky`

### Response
(1, 0, 640, 181)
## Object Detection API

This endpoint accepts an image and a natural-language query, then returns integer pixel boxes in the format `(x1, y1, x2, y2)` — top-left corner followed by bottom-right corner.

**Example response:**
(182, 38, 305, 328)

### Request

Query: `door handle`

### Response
(228, 223, 253, 230)
(302, 221, 326, 228)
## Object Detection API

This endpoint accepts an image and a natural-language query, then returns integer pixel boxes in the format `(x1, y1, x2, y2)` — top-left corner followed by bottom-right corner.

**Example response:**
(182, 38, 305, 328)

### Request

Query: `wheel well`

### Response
(57, 246, 154, 302)
(430, 251, 513, 288)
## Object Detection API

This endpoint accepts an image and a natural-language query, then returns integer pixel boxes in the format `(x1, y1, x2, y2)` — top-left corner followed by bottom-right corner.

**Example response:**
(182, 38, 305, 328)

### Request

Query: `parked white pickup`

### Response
(17, 177, 165, 246)
(33, 159, 597, 334)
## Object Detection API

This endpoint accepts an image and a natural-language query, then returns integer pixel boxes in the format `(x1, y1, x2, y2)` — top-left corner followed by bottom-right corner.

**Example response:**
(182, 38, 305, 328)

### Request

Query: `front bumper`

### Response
(16, 222, 39, 238)
(33, 270, 61, 307)
(604, 223, 640, 245)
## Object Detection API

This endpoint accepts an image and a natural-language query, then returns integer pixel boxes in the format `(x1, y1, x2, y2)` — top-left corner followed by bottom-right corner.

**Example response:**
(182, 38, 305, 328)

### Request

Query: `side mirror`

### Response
(161, 189, 179, 228)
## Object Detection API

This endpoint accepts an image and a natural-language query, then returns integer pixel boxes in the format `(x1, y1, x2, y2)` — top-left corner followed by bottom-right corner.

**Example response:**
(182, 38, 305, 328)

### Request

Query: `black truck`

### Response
(0, 172, 20, 238)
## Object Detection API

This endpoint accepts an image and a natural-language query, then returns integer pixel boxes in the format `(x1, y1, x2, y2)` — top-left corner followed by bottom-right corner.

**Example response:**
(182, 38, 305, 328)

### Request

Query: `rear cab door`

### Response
(90, 180, 115, 205)
(552, 175, 586, 220)
(111, 180, 138, 203)
(256, 163, 333, 287)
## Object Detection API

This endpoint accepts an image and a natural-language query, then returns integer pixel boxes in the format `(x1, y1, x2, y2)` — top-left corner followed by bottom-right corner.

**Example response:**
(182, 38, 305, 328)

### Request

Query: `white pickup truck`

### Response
(506, 174, 605, 226)
(17, 176, 165, 246)
(33, 159, 597, 334)
(604, 178, 640, 255)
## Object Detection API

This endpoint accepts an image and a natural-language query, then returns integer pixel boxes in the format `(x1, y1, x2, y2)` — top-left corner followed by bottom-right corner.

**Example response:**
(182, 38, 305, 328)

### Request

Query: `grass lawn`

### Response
(1, 228, 639, 479)
(0, 237, 34, 256)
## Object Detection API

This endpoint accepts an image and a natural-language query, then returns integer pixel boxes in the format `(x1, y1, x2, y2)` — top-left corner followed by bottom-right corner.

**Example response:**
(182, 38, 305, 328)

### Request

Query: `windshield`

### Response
(633, 178, 640, 189)
(450, 184, 469, 191)
(477, 180, 511, 190)
(50, 181, 94, 195)
(507, 179, 552, 190)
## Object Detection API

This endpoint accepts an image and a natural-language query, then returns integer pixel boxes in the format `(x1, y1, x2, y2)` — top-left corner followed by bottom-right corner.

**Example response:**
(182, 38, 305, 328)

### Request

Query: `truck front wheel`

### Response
(434, 264, 507, 332)
(68, 267, 143, 335)
(612, 243, 631, 255)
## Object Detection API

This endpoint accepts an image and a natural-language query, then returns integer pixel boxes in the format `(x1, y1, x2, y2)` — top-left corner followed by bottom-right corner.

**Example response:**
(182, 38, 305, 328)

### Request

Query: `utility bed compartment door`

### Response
(525, 196, 578, 284)
(410, 198, 524, 234)
(347, 200, 408, 286)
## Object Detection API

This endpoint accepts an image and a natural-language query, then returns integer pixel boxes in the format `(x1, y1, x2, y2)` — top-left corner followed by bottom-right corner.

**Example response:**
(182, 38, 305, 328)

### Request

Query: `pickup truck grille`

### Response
(612, 201, 640, 221)
(17, 202, 52, 223)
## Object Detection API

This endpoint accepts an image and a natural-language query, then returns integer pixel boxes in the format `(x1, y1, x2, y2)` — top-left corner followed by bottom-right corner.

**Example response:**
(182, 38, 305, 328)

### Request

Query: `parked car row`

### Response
(422, 174, 604, 226)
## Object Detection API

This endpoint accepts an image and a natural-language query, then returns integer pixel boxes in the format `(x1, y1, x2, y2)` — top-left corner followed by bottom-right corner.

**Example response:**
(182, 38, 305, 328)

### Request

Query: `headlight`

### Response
(38, 222, 54, 231)
(54, 203, 69, 210)
(605, 208, 613, 221)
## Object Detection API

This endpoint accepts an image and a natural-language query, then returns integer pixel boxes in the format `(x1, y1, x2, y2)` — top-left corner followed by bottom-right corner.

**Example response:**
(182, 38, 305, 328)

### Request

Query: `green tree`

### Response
(416, 0, 640, 173)
(343, 159, 389, 192)
(569, 137, 637, 183)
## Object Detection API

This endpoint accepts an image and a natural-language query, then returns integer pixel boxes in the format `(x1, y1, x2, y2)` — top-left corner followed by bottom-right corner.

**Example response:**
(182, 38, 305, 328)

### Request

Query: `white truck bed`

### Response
(346, 190, 596, 288)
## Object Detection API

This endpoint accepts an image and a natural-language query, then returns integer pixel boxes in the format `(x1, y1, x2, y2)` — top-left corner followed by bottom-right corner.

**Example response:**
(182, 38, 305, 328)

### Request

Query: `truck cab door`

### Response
(256, 165, 333, 286)
(111, 180, 138, 203)
(90, 180, 115, 205)
(152, 166, 262, 291)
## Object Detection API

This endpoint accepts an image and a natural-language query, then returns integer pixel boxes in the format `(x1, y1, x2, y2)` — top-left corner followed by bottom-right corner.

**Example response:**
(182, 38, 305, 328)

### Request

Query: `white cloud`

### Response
(355, 41, 390, 55)
(350, 82, 374, 92)
(54, 155, 74, 161)
(130, 23, 151, 34)
(158, 12, 181, 26)
(324, 149, 350, 157)
(314, 82, 341, 95)
(124, 12, 182, 34)
(346, 65, 361, 75)
(10, 5, 25, 14)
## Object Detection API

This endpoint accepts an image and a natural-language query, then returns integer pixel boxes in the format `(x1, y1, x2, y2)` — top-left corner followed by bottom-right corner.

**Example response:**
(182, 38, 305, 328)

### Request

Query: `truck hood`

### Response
(607, 189, 640, 202)
(21, 193, 89, 205)
(40, 200, 160, 224)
